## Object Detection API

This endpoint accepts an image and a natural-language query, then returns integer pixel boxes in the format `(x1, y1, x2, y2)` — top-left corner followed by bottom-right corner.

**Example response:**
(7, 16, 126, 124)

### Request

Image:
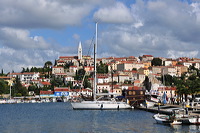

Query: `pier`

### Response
(136, 104, 200, 116)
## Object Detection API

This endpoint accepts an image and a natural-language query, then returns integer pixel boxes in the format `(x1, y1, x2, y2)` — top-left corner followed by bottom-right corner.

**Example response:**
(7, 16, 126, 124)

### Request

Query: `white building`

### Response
(52, 66, 64, 74)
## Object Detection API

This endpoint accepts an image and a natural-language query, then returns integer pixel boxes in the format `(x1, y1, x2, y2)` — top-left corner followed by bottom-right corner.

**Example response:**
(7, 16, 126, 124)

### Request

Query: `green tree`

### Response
(28, 85, 41, 95)
(74, 69, 85, 81)
(21, 67, 26, 73)
(143, 76, 151, 91)
(160, 74, 173, 86)
(51, 77, 64, 88)
(66, 81, 73, 89)
(151, 58, 162, 66)
(12, 76, 28, 96)
(0, 69, 5, 76)
(102, 89, 108, 93)
(44, 61, 53, 68)
(64, 61, 74, 69)
(0, 79, 9, 94)
(97, 62, 108, 73)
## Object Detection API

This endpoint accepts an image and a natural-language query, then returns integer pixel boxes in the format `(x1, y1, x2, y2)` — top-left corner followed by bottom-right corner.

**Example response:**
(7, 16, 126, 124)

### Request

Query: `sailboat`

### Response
(71, 23, 132, 110)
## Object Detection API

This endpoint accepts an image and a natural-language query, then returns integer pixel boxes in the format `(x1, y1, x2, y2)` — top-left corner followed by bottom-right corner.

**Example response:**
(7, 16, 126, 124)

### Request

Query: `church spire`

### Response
(78, 41, 82, 60)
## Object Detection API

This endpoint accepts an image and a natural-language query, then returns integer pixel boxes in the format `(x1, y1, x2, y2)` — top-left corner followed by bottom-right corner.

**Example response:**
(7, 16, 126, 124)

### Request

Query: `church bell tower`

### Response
(78, 41, 82, 60)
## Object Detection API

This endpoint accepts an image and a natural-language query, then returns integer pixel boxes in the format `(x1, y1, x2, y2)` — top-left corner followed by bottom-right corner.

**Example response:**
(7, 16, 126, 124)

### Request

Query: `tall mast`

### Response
(93, 22, 98, 101)
(9, 72, 11, 99)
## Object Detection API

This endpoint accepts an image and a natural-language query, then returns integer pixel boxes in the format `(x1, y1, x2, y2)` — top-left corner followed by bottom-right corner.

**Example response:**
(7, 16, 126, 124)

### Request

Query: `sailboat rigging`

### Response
(71, 22, 132, 110)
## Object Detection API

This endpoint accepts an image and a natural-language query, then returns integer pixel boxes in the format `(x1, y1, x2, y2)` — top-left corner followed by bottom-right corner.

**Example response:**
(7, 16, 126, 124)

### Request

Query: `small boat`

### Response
(153, 114, 173, 124)
(153, 113, 182, 125)
(145, 100, 156, 108)
(188, 115, 200, 124)
(170, 120, 182, 125)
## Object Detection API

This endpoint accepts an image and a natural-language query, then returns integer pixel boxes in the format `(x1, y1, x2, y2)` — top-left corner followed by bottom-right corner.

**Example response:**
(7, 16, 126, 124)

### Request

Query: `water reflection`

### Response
(171, 125, 200, 133)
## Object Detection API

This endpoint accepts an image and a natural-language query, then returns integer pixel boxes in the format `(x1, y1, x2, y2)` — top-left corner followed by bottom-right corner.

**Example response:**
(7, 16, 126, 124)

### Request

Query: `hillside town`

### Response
(0, 42, 200, 105)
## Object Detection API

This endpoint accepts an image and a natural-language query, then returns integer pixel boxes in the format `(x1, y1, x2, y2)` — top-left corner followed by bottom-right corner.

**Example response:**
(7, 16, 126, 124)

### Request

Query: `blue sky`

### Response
(0, 0, 200, 72)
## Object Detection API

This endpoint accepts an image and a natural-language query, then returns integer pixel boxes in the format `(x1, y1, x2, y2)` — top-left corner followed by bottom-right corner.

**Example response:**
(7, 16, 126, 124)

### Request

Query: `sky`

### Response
(0, 0, 200, 73)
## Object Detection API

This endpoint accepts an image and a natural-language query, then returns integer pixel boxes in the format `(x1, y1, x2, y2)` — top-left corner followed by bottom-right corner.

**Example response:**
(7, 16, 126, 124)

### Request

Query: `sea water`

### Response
(0, 102, 199, 133)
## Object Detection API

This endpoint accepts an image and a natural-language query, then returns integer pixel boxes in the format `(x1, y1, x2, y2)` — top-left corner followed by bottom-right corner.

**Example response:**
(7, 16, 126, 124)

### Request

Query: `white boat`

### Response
(71, 100, 132, 110)
(153, 114, 173, 124)
(71, 23, 132, 110)
(170, 120, 182, 125)
(188, 116, 200, 124)
(145, 100, 156, 108)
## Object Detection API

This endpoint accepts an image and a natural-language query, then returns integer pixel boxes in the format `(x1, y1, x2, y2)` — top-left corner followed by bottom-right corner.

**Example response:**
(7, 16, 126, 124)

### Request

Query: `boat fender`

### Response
(101, 104, 103, 109)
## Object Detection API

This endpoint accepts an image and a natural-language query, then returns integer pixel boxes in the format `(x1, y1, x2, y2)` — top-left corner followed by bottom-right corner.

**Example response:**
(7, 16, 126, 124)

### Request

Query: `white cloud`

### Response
(73, 34, 80, 40)
(0, 0, 116, 29)
(0, 47, 61, 73)
(93, 2, 134, 24)
(0, 27, 50, 49)
(95, 0, 200, 58)
(167, 50, 199, 59)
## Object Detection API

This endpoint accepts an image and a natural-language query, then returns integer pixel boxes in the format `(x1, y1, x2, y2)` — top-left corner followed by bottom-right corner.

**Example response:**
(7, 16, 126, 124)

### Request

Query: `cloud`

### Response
(0, 0, 111, 29)
(0, 27, 50, 49)
(93, 2, 134, 24)
(73, 34, 80, 41)
(0, 46, 78, 73)
(167, 50, 199, 59)
(0, 47, 59, 72)
(96, 0, 200, 58)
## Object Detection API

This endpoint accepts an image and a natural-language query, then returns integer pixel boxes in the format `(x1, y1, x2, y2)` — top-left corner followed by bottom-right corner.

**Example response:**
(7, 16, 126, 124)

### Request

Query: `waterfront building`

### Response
(126, 86, 145, 106)
(157, 86, 176, 101)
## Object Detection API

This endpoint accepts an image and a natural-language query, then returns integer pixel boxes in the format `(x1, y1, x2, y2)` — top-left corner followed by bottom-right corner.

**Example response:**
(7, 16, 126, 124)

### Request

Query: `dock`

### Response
(136, 104, 200, 116)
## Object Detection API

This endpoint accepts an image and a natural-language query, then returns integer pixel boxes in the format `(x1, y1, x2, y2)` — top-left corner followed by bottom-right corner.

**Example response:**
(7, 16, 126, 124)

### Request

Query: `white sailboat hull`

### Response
(71, 101, 132, 110)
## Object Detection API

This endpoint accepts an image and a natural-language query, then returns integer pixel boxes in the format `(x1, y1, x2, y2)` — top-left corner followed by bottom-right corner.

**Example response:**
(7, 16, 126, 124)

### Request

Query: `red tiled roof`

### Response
(54, 87, 70, 92)
(59, 56, 77, 59)
(40, 81, 51, 85)
(53, 66, 63, 68)
(128, 86, 143, 90)
(0, 76, 10, 79)
(143, 55, 153, 57)
(158, 87, 176, 91)
(40, 91, 54, 94)
(69, 66, 77, 68)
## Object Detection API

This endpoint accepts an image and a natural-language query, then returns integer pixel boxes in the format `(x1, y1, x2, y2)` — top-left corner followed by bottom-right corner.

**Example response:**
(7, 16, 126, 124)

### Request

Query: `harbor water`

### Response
(0, 102, 200, 133)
